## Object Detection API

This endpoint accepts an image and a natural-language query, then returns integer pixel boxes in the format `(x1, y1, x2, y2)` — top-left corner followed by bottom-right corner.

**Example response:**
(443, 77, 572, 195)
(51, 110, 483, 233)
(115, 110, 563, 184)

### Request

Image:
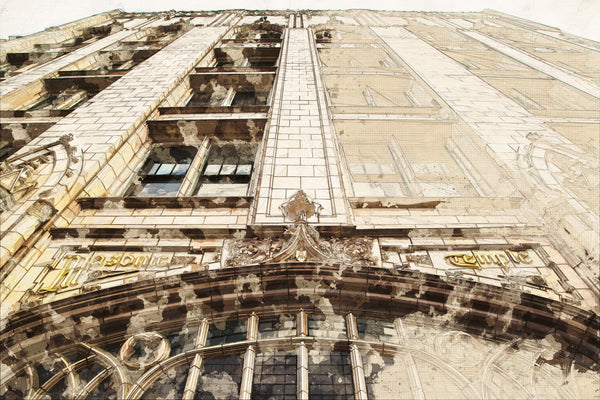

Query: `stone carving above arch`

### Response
(224, 190, 378, 267)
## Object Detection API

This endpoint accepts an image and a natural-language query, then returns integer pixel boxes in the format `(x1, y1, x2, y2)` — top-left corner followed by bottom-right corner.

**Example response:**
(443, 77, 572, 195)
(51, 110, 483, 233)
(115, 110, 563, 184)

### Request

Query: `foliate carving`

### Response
(224, 238, 285, 266)
(280, 190, 323, 222)
(445, 270, 473, 280)
(224, 228, 377, 267)
(224, 191, 377, 267)
(406, 253, 433, 266)
(317, 236, 376, 266)
(503, 272, 548, 290)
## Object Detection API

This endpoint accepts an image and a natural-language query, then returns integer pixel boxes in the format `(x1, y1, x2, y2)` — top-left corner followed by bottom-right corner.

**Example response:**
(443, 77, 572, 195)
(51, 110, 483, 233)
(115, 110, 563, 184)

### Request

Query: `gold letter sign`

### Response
(445, 250, 532, 270)
(37, 251, 172, 295)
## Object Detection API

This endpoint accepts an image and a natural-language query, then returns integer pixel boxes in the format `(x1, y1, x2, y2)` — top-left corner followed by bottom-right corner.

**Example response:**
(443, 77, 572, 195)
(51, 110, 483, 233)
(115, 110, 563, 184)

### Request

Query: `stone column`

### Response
(181, 320, 209, 400)
(297, 341, 309, 400)
(346, 313, 368, 400)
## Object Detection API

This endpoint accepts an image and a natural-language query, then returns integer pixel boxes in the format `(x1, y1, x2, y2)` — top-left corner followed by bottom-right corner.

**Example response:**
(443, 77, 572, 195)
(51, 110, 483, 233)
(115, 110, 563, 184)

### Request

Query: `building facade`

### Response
(0, 9, 599, 399)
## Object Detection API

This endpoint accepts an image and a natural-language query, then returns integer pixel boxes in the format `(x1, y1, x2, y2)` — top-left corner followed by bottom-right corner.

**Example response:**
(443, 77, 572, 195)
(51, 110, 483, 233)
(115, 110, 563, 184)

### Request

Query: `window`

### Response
(126, 145, 196, 197)
(195, 142, 258, 196)
(186, 89, 269, 107)
(252, 352, 296, 400)
(230, 91, 269, 106)
(207, 319, 248, 346)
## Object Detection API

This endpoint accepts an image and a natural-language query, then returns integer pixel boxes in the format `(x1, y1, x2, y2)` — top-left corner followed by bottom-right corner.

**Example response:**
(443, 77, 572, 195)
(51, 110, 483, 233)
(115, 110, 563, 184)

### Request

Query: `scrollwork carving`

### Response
(224, 191, 377, 267)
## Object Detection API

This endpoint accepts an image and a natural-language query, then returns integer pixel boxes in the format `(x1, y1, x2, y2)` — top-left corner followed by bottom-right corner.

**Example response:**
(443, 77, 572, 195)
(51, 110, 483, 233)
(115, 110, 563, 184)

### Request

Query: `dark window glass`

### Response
(309, 351, 354, 399)
(356, 318, 397, 343)
(186, 91, 228, 107)
(195, 142, 257, 197)
(195, 355, 243, 400)
(141, 364, 189, 400)
(258, 314, 296, 339)
(206, 319, 247, 346)
(216, 60, 235, 67)
(252, 352, 297, 400)
(167, 325, 201, 356)
(249, 60, 276, 67)
(126, 145, 196, 197)
(230, 91, 269, 106)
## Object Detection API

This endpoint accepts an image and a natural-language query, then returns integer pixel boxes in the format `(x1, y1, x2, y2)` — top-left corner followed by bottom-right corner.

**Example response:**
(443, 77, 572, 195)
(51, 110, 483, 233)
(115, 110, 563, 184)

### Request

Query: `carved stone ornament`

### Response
(0, 134, 78, 209)
(224, 191, 377, 267)
(0, 161, 36, 194)
(280, 190, 323, 222)
(118, 332, 171, 370)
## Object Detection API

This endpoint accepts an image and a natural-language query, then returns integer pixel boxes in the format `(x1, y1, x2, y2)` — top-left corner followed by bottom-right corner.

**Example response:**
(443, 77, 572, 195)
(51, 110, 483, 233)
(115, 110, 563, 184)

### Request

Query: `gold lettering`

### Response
(507, 250, 521, 264)
(463, 254, 476, 264)
(476, 253, 497, 265)
(496, 254, 510, 271)
(496, 254, 509, 266)
(60, 255, 81, 288)
(70, 266, 85, 286)
(134, 255, 149, 267)
(105, 254, 122, 268)
(158, 256, 170, 266)
(120, 255, 135, 267)
(39, 254, 77, 293)
(92, 254, 105, 267)
(445, 254, 480, 269)
(518, 252, 532, 263)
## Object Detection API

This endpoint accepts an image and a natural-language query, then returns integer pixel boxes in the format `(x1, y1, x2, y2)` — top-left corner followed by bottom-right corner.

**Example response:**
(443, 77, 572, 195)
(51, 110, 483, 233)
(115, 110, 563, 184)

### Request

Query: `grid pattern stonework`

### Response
(253, 28, 349, 225)
(373, 26, 599, 264)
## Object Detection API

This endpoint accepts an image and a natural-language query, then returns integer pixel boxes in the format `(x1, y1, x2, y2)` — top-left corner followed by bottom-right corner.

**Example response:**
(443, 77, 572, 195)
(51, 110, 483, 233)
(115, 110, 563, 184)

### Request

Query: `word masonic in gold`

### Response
(36, 252, 171, 294)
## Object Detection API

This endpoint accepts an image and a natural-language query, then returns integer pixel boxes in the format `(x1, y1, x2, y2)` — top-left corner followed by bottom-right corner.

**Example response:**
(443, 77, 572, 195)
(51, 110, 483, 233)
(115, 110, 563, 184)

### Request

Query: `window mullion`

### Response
(297, 341, 309, 400)
(346, 313, 368, 400)
(297, 309, 309, 399)
(297, 309, 308, 337)
(177, 137, 209, 196)
(239, 313, 258, 399)
(181, 319, 209, 400)
(222, 87, 236, 106)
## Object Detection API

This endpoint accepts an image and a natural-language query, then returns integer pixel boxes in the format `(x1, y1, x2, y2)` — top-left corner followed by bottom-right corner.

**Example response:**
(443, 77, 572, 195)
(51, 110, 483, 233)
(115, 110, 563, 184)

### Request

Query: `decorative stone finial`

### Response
(280, 190, 323, 222)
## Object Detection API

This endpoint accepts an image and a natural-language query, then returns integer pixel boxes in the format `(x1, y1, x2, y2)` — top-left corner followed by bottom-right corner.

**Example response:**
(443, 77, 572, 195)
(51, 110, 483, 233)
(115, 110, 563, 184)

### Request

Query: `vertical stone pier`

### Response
(253, 28, 349, 225)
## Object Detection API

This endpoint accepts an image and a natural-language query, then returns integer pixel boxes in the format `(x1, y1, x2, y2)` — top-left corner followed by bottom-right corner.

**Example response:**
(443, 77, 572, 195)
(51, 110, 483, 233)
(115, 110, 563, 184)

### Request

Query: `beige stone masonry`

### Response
(253, 28, 349, 225)
(462, 30, 600, 99)
(0, 26, 228, 280)
(373, 26, 599, 283)
(0, 30, 136, 100)
(0, 11, 119, 62)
